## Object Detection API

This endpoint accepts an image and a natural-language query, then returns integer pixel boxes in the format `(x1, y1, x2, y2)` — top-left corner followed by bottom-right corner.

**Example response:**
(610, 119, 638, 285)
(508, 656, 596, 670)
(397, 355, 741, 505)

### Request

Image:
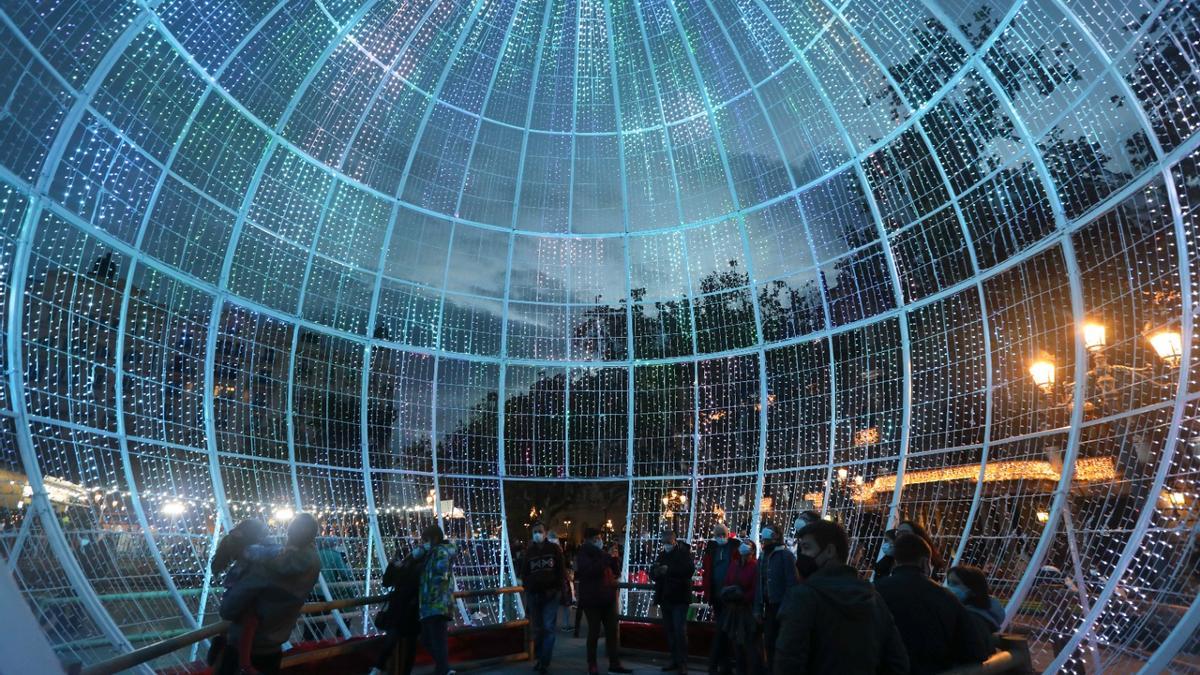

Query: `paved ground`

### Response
(413, 627, 705, 675)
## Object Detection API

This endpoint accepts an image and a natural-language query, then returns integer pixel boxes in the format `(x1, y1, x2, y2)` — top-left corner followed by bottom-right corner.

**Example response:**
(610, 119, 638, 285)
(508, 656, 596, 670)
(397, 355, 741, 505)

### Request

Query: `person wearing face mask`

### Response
(946, 565, 1004, 636)
(369, 541, 429, 675)
(575, 528, 633, 674)
(874, 535, 990, 675)
(700, 523, 741, 675)
(873, 529, 898, 580)
(651, 527, 695, 674)
(773, 520, 909, 675)
(755, 523, 798, 670)
(721, 539, 763, 675)
(520, 522, 566, 673)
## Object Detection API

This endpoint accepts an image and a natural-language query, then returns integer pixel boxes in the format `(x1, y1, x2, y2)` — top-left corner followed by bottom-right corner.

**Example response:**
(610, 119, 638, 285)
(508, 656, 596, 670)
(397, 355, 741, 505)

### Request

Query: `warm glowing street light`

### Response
(1036, 510, 1050, 524)
(1147, 329, 1183, 367)
(1029, 359, 1056, 393)
(1082, 322, 1107, 352)
(837, 467, 849, 481)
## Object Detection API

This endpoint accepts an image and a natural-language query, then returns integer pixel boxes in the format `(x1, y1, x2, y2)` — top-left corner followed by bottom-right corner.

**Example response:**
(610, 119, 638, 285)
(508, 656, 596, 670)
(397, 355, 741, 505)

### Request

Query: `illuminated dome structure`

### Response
(0, 0, 1197, 671)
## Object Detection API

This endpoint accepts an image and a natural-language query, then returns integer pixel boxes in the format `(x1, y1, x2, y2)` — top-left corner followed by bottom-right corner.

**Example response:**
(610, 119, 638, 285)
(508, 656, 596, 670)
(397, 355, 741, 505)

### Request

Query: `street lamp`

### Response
(1029, 358, 1056, 394)
(1147, 328, 1183, 368)
(1082, 322, 1107, 352)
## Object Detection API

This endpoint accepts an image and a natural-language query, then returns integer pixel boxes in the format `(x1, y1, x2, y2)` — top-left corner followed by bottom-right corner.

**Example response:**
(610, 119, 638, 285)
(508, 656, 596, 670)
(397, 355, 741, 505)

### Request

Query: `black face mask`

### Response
(795, 553, 819, 579)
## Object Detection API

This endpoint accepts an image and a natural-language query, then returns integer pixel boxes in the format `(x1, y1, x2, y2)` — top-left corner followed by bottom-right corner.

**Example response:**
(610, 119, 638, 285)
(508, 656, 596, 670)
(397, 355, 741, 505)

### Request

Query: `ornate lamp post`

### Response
(1027, 320, 1182, 667)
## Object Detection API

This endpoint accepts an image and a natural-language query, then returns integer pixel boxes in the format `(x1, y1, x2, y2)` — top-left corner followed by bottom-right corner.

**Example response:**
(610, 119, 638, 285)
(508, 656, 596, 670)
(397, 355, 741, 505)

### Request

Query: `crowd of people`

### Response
(504, 513, 1005, 675)
(208, 512, 1003, 675)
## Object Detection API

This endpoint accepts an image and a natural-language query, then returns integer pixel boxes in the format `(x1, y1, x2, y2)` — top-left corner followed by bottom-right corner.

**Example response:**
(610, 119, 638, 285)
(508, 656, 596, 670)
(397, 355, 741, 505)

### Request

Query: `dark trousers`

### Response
(762, 602, 782, 671)
(709, 601, 733, 675)
(376, 631, 418, 675)
(660, 603, 689, 669)
(420, 616, 451, 675)
(583, 603, 622, 667)
(527, 590, 560, 666)
(215, 647, 282, 675)
(733, 624, 765, 675)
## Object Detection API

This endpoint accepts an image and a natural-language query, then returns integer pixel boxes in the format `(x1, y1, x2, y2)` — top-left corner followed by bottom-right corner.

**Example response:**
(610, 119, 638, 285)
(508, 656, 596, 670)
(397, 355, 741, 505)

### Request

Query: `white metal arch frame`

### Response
(1, 0, 1198, 672)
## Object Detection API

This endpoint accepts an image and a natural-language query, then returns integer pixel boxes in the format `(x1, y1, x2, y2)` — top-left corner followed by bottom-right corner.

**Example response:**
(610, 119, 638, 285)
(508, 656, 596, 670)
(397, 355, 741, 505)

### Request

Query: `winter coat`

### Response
(701, 538, 742, 600)
(378, 554, 426, 636)
(575, 543, 620, 609)
(419, 542, 457, 620)
(220, 544, 322, 654)
(757, 544, 799, 611)
(719, 556, 760, 646)
(875, 566, 992, 675)
(773, 564, 909, 675)
(520, 540, 565, 594)
(965, 596, 1005, 634)
(650, 542, 696, 606)
(722, 555, 758, 606)
(873, 554, 896, 580)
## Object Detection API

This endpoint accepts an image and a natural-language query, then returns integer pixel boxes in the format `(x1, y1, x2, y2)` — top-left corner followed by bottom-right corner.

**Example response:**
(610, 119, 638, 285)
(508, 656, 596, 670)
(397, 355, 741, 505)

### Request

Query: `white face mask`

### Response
(662, 542, 674, 552)
(548, 535, 558, 544)
(532, 532, 545, 544)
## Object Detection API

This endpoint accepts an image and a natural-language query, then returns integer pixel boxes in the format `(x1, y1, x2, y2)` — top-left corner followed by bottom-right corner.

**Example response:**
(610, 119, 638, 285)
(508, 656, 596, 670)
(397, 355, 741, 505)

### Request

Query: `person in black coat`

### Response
(520, 521, 567, 673)
(650, 527, 696, 674)
(576, 528, 633, 674)
(773, 520, 908, 675)
(371, 543, 427, 675)
(874, 534, 991, 675)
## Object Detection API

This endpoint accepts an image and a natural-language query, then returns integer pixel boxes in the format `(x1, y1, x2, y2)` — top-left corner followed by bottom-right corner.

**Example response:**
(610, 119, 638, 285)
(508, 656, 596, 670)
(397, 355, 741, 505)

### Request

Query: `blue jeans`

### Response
(420, 616, 450, 675)
(528, 591, 560, 666)
(660, 603, 689, 668)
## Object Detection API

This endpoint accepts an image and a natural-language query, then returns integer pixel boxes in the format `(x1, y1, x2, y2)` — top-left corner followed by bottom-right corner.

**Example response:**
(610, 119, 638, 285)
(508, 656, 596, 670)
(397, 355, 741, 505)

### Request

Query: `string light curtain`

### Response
(0, 0, 1198, 672)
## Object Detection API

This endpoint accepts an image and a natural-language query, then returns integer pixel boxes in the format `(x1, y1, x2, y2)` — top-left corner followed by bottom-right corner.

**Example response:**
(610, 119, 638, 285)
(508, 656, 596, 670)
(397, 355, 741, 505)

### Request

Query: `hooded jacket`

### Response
(875, 566, 992, 675)
(772, 564, 909, 675)
(650, 541, 696, 606)
(418, 542, 458, 620)
(575, 543, 620, 609)
(965, 596, 1005, 633)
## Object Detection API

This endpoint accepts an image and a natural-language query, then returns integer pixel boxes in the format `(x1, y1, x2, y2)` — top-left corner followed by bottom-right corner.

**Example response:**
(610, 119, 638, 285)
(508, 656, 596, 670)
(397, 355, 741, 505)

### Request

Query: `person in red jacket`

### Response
(700, 523, 742, 675)
(721, 539, 763, 675)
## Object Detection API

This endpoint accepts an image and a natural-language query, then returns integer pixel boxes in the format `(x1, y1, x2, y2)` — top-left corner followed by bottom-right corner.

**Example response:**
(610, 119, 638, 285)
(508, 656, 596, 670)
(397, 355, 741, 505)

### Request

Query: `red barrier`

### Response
(618, 620, 715, 658)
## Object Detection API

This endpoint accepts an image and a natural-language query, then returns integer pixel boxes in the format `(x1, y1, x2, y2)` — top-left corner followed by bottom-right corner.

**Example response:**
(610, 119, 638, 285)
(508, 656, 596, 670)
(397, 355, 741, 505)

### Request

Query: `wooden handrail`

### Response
(75, 585, 527, 675)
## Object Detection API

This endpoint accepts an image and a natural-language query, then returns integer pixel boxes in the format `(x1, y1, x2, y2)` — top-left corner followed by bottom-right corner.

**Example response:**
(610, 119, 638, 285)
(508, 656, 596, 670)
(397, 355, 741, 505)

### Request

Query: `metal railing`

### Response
(75, 586, 527, 675)
(73, 578, 1031, 675)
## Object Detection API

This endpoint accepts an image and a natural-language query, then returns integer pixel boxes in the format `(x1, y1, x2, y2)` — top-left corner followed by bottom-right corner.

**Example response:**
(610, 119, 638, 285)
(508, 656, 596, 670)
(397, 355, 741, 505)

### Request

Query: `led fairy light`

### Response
(2, 0, 1196, 670)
